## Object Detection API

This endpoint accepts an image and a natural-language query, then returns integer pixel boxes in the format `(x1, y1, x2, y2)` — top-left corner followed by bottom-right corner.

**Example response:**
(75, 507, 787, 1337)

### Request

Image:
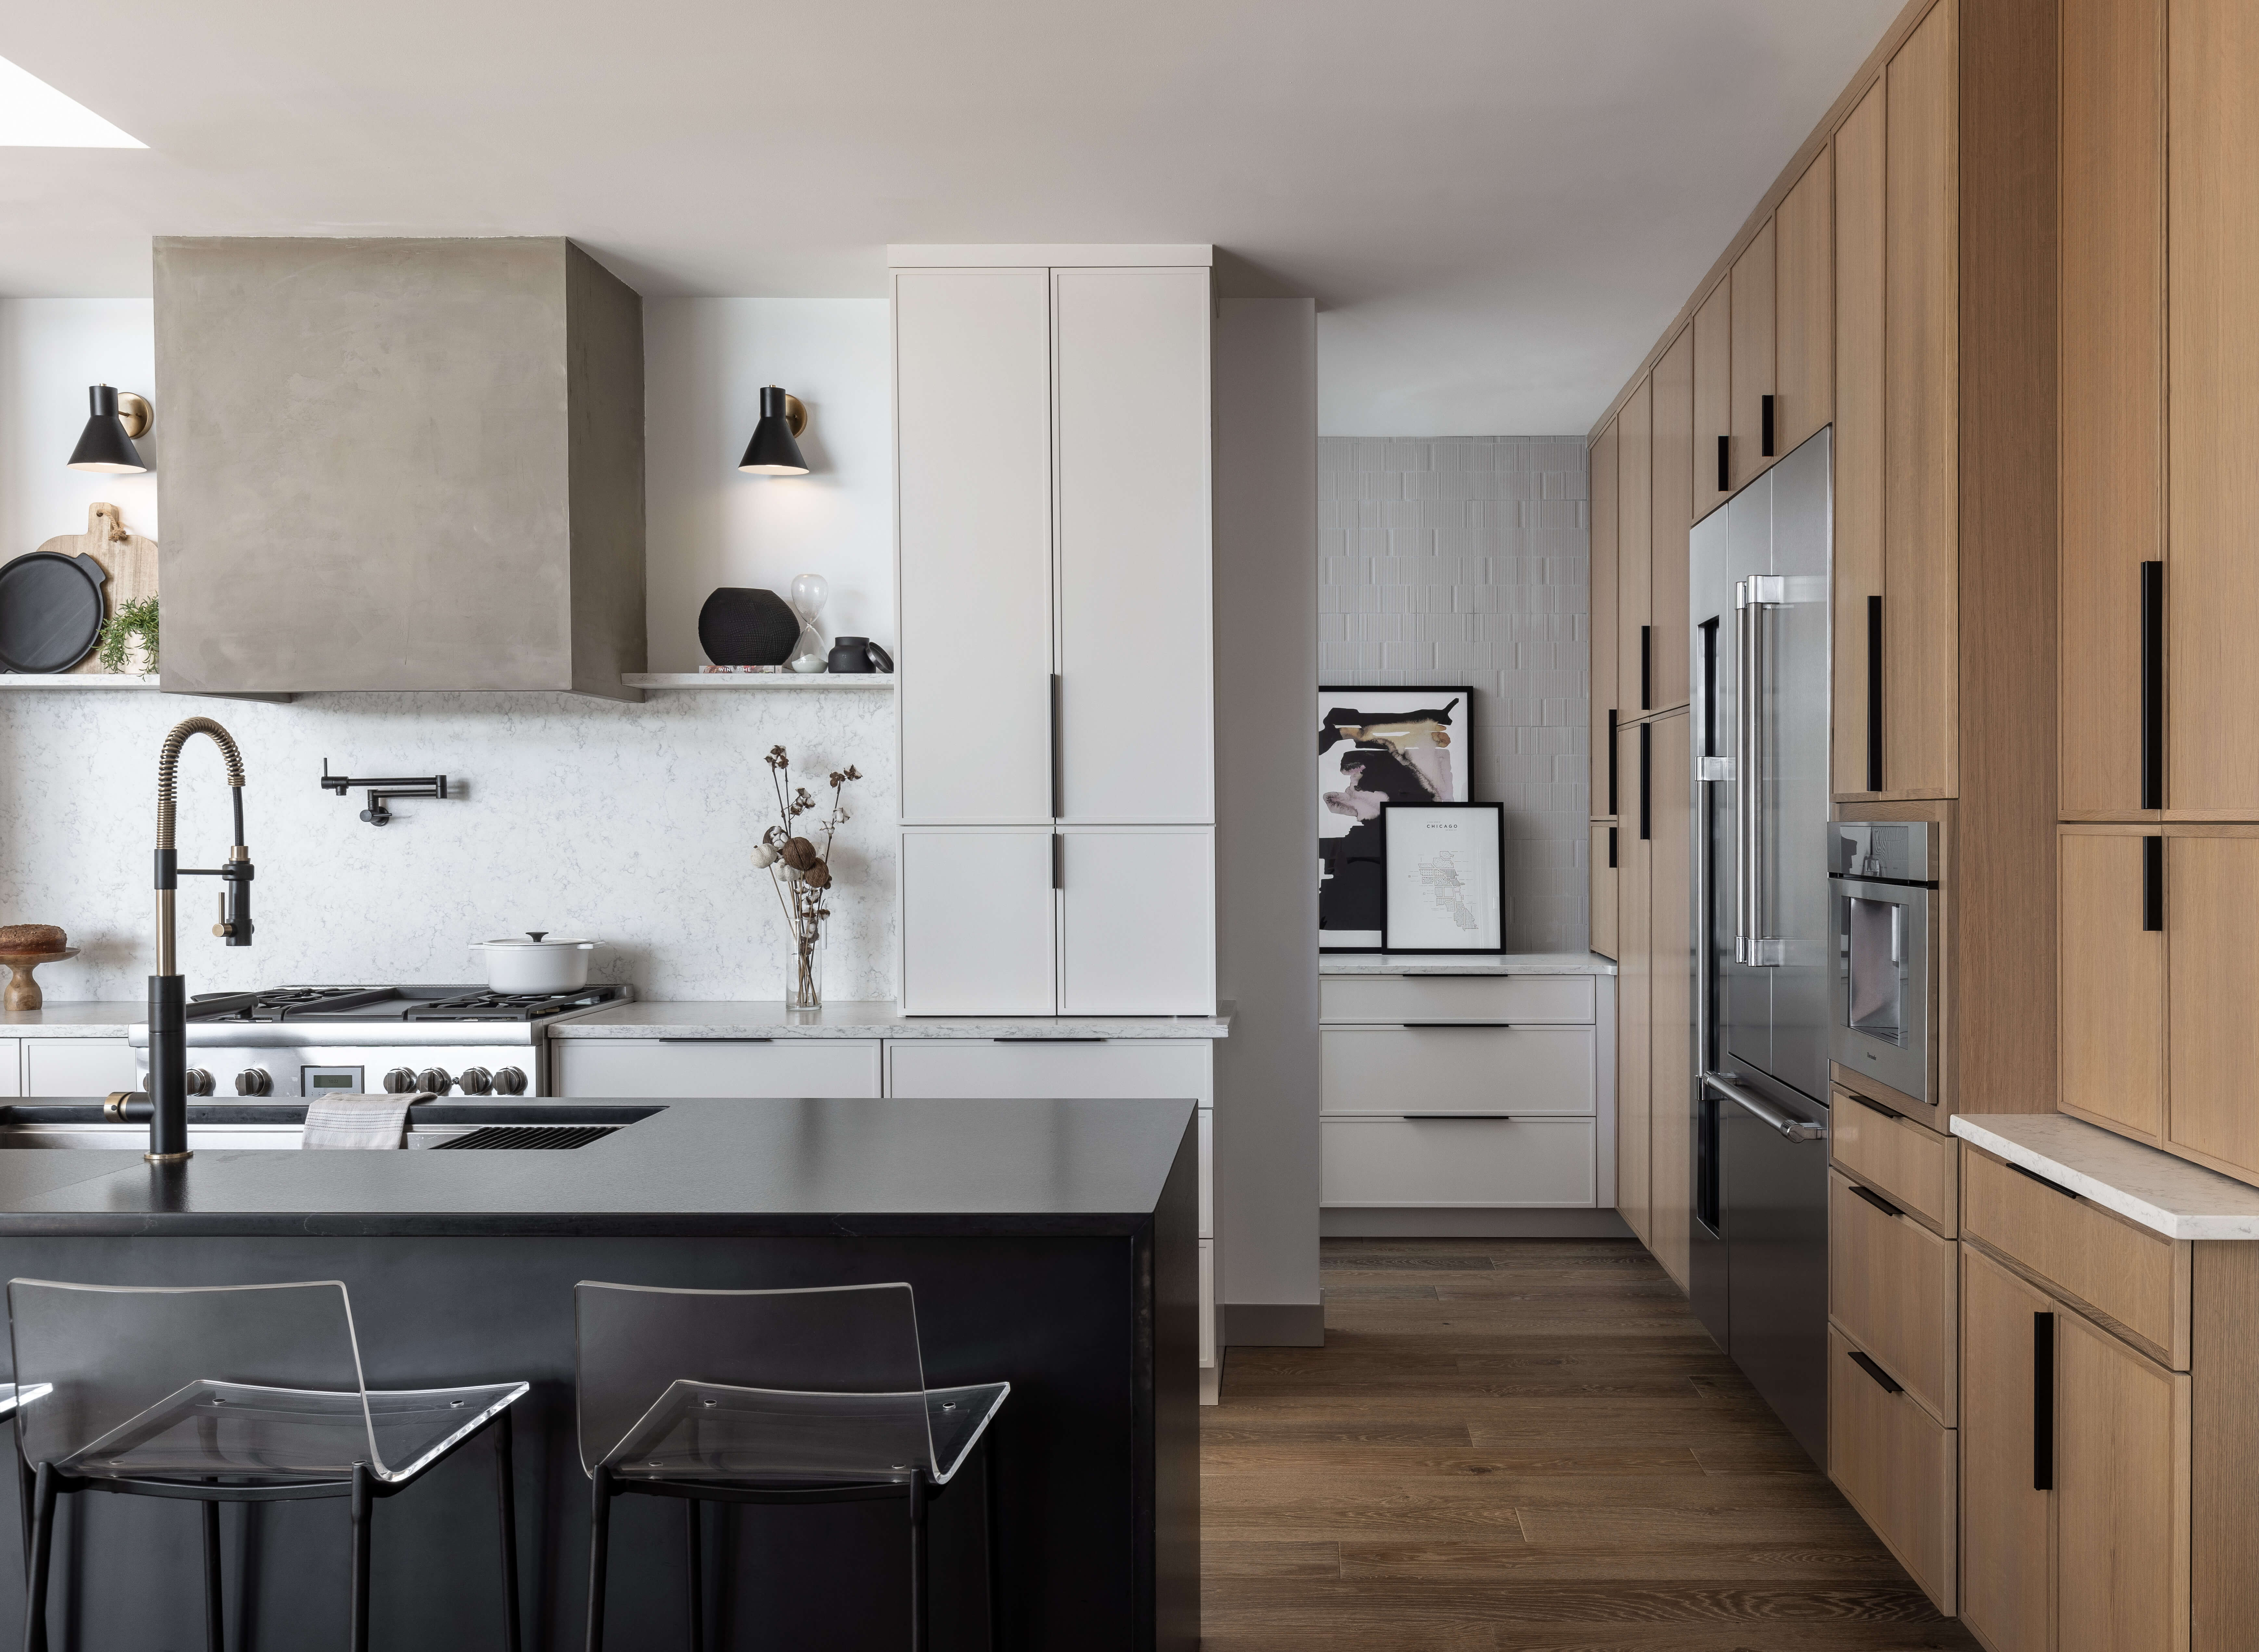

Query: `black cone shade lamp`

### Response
(68, 383, 151, 474)
(738, 385, 810, 475)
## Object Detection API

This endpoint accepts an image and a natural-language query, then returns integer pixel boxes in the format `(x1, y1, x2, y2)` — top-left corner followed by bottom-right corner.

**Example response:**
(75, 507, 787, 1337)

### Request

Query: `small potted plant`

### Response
(751, 745, 859, 1012)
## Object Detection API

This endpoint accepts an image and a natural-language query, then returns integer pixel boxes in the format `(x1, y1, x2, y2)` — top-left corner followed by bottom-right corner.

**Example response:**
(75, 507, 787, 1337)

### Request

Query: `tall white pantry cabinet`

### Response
(892, 248, 1216, 1017)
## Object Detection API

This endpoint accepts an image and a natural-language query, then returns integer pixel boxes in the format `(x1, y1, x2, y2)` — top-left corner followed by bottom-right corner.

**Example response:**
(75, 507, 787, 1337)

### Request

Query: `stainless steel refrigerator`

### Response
(1685, 426, 1832, 1464)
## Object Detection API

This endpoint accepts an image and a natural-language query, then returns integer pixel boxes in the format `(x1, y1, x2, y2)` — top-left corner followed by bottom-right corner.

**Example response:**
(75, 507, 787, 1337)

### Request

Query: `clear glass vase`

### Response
(786, 924, 823, 1013)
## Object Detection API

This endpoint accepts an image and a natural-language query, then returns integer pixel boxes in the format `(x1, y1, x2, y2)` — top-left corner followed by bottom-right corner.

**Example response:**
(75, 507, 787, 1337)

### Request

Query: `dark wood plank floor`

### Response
(1199, 1237, 1980, 1651)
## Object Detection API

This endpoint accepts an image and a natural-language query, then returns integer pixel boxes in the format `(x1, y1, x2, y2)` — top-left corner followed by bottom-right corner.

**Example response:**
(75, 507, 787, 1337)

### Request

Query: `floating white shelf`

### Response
(0, 674, 160, 689)
(624, 673, 897, 691)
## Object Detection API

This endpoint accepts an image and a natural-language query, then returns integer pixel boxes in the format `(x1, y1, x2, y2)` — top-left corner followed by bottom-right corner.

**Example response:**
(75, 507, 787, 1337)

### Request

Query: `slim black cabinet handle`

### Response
(1849, 1182, 1905, 1220)
(1866, 595, 1884, 792)
(2007, 1160, 2079, 1199)
(1607, 826, 1618, 869)
(2142, 835, 2163, 933)
(1640, 626, 1652, 711)
(1050, 672, 1064, 818)
(2033, 1311, 2055, 1492)
(1052, 832, 1064, 892)
(2140, 560, 2164, 810)
(1638, 722, 1652, 841)
(1716, 434, 1730, 493)
(1760, 394, 1776, 457)
(1607, 709, 1619, 815)
(1849, 1349, 1902, 1395)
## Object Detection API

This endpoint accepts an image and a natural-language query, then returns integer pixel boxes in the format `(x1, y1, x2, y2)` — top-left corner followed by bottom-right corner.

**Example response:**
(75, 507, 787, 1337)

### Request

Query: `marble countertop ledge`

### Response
(1953, 1112, 2259, 1242)
(0, 1004, 143, 1038)
(551, 1001, 1233, 1040)
(1320, 952, 1617, 976)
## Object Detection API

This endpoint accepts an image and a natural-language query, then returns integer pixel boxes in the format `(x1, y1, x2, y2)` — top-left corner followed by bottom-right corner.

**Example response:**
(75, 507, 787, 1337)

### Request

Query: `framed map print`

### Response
(1380, 801, 1504, 953)
(1318, 686, 1472, 950)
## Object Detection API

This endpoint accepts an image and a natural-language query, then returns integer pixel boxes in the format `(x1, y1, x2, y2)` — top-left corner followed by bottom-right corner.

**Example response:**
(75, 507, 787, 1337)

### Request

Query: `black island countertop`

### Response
(0, 1095, 1194, 1237)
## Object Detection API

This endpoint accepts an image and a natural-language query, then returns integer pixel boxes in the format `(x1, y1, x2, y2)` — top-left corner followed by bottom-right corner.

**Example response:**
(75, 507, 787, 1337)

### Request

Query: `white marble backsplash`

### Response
(0, 687, 898, 1004)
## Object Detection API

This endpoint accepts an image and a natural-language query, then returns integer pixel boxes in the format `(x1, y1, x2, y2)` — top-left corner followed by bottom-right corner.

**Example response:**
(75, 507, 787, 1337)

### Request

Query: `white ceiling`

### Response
(0, 0, 1900, 435)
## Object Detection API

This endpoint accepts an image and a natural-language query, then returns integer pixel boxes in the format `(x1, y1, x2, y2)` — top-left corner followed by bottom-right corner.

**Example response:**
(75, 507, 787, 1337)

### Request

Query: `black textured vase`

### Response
(697, 588, 799, 667)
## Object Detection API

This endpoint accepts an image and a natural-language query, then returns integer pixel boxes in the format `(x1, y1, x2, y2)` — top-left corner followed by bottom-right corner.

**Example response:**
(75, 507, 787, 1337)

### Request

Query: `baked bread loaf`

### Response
(0, 924, 66, 952)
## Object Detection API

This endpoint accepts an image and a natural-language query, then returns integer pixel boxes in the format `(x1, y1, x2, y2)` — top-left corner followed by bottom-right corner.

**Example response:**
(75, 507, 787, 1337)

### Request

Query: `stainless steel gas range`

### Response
(126, 985, 635, 1099)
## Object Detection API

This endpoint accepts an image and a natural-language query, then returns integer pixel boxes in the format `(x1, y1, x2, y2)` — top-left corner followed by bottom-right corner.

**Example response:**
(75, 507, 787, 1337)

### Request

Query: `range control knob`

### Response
(234, 1068, 273, 1097)
(183, 1068, 214, 1097)
(491, 1067, 528, 1096)
(416, 1067, 454, 1096)
(455, 1066, 494, 1096)
(382, 1068, 419, 1094)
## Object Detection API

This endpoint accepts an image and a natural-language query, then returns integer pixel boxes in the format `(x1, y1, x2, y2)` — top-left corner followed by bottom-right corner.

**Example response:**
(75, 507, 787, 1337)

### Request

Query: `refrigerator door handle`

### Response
(1703, 1071, 1827, 1143)
(1736, 577, 1788, 968)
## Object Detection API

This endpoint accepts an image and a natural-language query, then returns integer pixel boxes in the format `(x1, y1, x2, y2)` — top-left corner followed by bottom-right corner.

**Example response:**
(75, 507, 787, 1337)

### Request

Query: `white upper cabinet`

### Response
(894, 269, 1055, 824)
(1058, 827, 1216, 1014)
(899, 828, 1058, 1016)
(1052, 268, 1215, 824)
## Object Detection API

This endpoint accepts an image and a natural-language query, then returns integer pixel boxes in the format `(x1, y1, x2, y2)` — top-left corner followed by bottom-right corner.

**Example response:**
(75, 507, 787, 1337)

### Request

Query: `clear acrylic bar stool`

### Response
(575, 1280, 1009, 1652)
(7, 1278, 528, 1652)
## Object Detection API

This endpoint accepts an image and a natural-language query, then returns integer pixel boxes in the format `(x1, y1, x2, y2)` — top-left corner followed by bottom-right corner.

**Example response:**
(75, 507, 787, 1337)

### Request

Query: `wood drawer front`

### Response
(1321, 1117, 1595, 1207)
(1963, 1148, 2189, 1368)
(1320, 973, 1595, 1026)
(1827, 1325, 1957, 1616)
(1829, 1171, 1957, 1422)
(1321, 1026, 1594, 1117)
(555, 1039, 881, 1099)
(1831, 1087, 1956, 1234)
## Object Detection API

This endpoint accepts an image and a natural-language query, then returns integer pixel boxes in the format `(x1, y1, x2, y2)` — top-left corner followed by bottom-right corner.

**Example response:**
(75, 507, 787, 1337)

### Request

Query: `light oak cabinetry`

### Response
(2067, 0, 2259, 820)
(1774, 152, 1834, 458)
(1589, 822, 1617, 961)
(1728, 220, 1776, 493)
(1690, 283, 1732, 524)
(1590, 418, 1619, 826)
(1615, 720, 1651, 1248)
(1646, 712, 1691, 1289)
(1615, 383, 1652, 719)
(1648, 330, 1693, 715)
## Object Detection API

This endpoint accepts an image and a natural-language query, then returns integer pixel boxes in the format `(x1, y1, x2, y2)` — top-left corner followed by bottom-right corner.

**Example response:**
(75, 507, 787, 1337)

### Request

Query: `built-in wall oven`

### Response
(1827, 821, 1937, 1107)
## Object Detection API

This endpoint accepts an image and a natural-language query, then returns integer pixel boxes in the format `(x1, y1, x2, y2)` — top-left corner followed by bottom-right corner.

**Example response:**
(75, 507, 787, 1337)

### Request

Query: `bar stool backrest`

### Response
(7, 1278, 370, 1473)
(573, 1281, 931, 1477)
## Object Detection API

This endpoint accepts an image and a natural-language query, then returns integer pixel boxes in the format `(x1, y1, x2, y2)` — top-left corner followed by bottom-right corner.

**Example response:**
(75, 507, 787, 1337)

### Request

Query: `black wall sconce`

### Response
(68, 383, 151, 474)
(738, 385, 810, 475)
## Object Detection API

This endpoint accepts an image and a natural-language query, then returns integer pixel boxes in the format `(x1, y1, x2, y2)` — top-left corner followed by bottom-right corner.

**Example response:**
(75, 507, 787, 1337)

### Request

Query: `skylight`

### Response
(0, 56, 144, 147)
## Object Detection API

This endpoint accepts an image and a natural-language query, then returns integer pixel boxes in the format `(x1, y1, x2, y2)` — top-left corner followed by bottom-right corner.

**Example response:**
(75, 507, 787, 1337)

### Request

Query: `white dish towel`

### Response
(301, 1093, 428, 1150)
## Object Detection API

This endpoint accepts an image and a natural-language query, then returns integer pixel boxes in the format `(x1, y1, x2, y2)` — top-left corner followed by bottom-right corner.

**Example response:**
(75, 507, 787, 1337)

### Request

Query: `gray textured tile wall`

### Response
(1319, 435, 1590, 951)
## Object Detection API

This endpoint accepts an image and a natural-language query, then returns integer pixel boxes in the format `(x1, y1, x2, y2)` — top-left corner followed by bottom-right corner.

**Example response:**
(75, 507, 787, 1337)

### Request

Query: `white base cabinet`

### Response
(23, 1039, 137, 1098)
(1320, 966, 1611, 1210)
(555, 1040, 882, 1099)
(0, 1040, 18, 1098)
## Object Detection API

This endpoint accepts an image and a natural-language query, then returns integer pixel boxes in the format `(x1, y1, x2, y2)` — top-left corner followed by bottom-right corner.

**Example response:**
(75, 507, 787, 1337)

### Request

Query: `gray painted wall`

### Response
(1214, 282, 1321, 1341)
(1318, 435, 1589, 951)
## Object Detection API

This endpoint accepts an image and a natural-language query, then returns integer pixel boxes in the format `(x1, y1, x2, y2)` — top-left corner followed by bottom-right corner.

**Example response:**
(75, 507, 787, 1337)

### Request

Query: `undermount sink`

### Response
(0, 1102, 659, 1150)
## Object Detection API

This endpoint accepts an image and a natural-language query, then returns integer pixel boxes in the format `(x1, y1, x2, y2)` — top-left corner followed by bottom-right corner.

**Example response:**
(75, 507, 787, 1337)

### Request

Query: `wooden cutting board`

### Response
(34, 503, 157, 675)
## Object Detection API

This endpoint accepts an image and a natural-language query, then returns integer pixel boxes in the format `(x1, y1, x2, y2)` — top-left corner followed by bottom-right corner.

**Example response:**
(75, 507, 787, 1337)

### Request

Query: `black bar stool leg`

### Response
(201, 1499, 224, 1652)
(909, 1469, 928, 1652)
(348, 1464, 374, 1652)
(23, 1464, 54, 1652)
(585, 1466, 612, 1652)
(684, 1497, 703, 1652)
(495, 1410, 522, 1652)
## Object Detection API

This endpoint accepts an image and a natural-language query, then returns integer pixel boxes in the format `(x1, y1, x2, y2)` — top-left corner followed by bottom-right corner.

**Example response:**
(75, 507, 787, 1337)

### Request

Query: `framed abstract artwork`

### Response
(1380, 801, 1504, 953)
(1318, 686, 1473, 950)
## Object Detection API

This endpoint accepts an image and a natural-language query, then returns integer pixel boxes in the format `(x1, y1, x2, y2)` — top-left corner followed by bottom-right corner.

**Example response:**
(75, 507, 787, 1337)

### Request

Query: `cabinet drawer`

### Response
(1832, 1087, 1957, 1234)
(23, 1039, 138, 1097)
(1963, 1147, 2188, 1368)
(1829, 1171, 1957, 1422)
(884, 1039, 1212, 1104)
(1321, 1117, 1595, 1207)
(1320, 973, 1594, 1026)
(1827, 1325, 1957, 1615)
(1321, 1026, 1593, 1117)
(556, 1039, 881, 1099)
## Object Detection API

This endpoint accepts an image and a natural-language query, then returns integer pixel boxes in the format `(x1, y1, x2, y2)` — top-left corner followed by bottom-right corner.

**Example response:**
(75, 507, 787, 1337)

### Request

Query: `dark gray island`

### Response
(0, 1096, 1201, 1651)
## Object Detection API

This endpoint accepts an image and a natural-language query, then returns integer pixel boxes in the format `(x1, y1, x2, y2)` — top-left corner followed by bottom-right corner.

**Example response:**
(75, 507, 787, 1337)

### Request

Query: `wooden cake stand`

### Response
(0, 948, 78, 1012)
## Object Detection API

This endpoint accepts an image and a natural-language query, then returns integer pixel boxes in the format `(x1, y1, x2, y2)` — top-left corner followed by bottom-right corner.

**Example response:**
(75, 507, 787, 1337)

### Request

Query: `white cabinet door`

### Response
(1058, 827, 1214, 1015)
(1053, 267, 1214, 824)
(899, 829, 1056, 1015)
(0, 1039, 19, 1097)
(895, 269, 1055, 824)
(555, 1040, 881, 1099)
(24, 1039, 138, 1097)
(885, 1037, 1212, 1103)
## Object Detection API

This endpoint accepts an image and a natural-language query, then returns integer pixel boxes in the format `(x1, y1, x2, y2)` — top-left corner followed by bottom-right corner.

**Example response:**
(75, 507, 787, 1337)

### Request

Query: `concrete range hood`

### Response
(154, 237, 646, 699)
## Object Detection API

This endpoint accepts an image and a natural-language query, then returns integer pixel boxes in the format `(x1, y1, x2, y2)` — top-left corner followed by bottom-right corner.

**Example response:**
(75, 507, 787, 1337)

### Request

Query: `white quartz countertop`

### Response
(1320, 952, 1616, 976)
(1953, 1112, 2259, 1241)
(0, 1003, 141, 1038)
(550, 1001, 1233, 1041)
